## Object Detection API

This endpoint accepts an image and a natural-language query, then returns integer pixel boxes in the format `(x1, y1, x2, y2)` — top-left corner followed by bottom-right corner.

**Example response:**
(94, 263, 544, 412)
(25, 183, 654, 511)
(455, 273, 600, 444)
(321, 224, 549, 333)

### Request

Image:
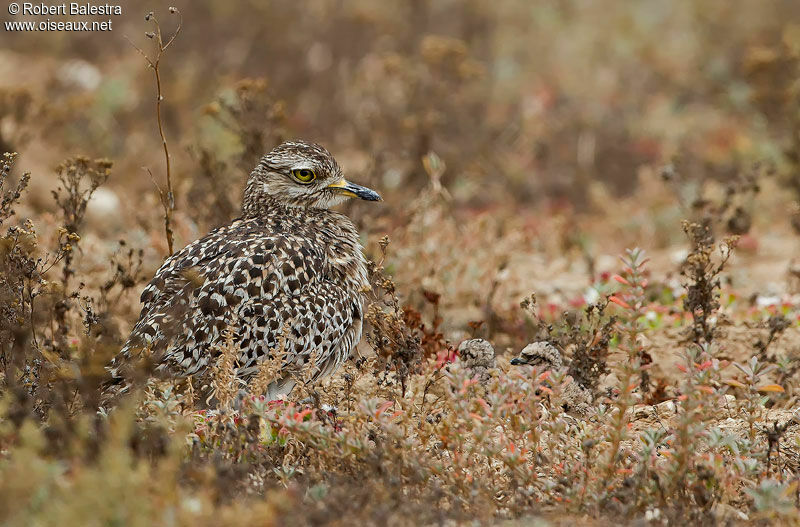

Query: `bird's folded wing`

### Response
(111, 217, 358, 382)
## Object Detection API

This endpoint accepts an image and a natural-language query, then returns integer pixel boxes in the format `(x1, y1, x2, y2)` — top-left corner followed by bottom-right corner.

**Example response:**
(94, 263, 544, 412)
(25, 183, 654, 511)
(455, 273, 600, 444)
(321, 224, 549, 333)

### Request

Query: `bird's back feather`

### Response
(109, 207, 367, 394)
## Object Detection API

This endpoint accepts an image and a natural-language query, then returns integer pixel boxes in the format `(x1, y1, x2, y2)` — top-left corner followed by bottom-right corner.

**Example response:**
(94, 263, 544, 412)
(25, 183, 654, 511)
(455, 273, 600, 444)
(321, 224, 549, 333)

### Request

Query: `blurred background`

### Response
(2, 0, 800, 346)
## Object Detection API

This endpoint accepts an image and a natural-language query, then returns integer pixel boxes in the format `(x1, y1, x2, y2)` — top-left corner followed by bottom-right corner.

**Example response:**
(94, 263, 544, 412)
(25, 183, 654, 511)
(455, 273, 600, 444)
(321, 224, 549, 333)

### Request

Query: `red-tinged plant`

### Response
(610, 247, 652, 393)
(435, 347, 457, 369)
(659, 344, 725, 514)
(726, 356, 786, 443)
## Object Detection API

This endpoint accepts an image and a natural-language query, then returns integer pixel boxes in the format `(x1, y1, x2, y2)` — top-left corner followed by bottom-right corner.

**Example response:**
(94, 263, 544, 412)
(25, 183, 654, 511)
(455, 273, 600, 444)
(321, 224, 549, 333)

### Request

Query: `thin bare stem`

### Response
(153, 63, 174, 254)
(125, 7, 182, 255)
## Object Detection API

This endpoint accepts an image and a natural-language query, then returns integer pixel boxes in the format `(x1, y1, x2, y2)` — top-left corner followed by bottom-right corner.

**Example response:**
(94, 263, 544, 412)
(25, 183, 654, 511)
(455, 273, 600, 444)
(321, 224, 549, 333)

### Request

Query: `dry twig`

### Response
(125, 7, 183, 255)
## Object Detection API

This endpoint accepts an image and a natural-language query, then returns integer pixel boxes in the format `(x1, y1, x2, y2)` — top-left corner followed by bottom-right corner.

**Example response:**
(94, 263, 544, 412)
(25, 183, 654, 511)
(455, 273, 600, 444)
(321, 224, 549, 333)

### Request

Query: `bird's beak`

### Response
(510, 357, 527, 366)
(326, 178, 382, 201)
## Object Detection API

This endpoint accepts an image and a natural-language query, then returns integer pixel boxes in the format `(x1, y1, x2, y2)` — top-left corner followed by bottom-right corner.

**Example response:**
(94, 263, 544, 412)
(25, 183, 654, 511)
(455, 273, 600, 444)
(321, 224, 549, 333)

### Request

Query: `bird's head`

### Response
(243, 140, 381, 213)
(509, 342, 563, 370)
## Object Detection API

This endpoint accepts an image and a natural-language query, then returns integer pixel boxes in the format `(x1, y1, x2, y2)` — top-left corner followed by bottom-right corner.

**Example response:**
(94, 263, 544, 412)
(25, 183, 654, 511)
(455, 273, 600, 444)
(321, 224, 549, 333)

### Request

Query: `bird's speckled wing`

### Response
(111, 216, 361, 384)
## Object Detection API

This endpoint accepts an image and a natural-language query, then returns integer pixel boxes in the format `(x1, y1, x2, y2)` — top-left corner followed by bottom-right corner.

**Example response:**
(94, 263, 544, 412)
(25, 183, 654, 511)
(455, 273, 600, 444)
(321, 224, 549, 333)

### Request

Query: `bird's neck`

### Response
(242, 180, 304, 217)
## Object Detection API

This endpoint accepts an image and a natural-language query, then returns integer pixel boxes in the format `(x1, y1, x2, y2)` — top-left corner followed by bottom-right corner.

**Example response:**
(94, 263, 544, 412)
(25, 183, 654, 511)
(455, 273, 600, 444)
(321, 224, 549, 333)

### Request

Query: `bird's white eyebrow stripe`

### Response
(290, 162, 317, 171)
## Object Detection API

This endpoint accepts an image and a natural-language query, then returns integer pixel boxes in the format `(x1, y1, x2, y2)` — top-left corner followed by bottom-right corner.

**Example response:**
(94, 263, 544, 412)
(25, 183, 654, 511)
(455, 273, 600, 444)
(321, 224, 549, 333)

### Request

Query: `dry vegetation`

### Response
(2, 1, 800, 525)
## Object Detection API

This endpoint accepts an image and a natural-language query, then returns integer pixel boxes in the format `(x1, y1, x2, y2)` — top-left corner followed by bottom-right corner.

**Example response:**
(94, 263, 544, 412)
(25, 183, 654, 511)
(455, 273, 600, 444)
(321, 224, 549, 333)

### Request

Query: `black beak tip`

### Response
(357, 188, 382, 202)
(345, 183, 382, 202)
(510, 357, 525, 366)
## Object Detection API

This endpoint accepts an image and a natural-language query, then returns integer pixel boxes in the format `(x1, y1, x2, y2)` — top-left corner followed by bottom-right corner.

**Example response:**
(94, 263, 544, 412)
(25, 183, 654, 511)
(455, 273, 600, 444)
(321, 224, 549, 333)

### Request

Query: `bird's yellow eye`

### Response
(292, 168, 316, 184)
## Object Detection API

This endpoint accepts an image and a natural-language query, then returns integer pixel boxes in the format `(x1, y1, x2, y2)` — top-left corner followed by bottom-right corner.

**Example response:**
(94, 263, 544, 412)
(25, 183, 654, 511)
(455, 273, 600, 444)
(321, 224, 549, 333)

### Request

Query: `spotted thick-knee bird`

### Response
(107, 140, 381, 401)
